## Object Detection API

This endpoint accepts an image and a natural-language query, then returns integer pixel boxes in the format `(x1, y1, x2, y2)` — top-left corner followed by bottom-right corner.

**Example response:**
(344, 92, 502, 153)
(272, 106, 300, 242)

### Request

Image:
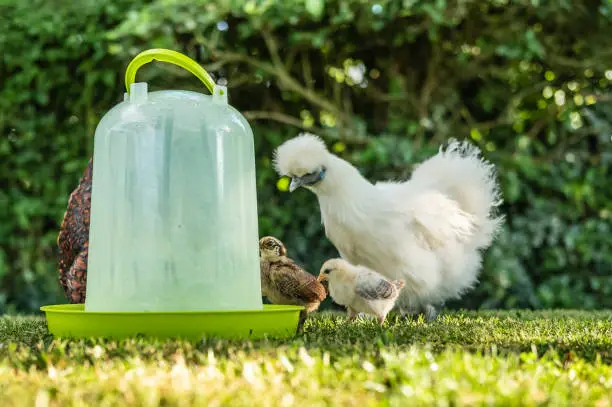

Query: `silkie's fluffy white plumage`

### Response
(274, 133, 504, 320)
(318, 258, 405, 325)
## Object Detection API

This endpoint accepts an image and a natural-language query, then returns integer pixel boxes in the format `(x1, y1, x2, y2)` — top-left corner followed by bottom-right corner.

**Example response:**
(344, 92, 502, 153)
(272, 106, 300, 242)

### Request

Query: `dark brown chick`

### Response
(259, 236, 327, 331)
(57, 157, 93, 303)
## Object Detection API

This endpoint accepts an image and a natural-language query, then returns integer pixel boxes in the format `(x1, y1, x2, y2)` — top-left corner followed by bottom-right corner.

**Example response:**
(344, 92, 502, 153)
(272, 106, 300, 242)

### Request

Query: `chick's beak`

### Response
(317, 273, 327, 282)
(289, 177, 303, 192)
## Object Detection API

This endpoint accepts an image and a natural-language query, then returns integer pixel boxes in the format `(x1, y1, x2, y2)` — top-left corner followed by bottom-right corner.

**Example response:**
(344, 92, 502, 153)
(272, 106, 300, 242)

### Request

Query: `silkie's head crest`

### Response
(273, 133, 329, 192)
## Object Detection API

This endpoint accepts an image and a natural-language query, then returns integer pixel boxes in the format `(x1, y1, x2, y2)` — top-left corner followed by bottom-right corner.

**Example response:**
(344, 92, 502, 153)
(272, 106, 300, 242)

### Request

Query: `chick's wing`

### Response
(355, 272, 396, 301)
(269, 259, 327, 303)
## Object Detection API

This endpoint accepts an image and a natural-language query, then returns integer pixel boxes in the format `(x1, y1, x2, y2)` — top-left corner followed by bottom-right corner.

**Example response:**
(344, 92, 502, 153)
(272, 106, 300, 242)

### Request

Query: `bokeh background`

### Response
(1, 0, 611, 313)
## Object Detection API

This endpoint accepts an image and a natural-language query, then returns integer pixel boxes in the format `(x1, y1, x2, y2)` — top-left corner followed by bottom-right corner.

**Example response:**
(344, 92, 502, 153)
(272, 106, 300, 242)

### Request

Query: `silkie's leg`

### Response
(422, 304, 440, 322)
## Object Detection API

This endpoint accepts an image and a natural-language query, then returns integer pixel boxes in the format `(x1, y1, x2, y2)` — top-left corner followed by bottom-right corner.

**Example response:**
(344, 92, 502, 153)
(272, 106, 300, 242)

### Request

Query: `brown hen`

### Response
(57, 158, 92, 303)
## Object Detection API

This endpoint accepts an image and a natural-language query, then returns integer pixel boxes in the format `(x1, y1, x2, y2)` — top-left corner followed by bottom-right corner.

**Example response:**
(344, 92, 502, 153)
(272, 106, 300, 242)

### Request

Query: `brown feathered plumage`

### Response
(57, 157, 92, 303)
(259, 236, 327, 330)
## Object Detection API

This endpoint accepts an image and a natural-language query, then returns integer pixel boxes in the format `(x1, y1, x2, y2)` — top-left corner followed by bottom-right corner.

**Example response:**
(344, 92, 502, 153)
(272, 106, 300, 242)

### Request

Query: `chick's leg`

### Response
(297, 309, 308, 333)
(347, 307, 357, 322)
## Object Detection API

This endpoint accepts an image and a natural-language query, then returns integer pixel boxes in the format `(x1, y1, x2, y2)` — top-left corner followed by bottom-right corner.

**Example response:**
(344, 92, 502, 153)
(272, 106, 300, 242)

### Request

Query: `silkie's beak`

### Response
(289, 177, 303, 192)
(288, 169, 326, 192)
(317, 273, 328, 282)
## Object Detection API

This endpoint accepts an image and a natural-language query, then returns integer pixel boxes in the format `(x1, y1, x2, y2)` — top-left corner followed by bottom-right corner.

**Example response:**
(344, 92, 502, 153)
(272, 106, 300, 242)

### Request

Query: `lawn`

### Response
(0, 310, 611, 406)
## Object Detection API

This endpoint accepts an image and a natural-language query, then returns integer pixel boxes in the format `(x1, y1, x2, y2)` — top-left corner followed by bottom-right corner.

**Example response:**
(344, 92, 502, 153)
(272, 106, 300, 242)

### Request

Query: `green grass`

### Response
(1, 310, 611, 406)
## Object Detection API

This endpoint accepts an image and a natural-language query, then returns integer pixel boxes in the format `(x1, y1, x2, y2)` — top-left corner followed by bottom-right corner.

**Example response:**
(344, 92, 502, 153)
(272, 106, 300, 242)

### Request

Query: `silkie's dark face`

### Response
(288, 167, 327, 192)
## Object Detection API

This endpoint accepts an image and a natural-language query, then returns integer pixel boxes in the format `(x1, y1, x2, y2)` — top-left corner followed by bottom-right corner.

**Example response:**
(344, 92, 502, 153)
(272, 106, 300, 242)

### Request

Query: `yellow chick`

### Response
(259, 236, 327, 331)
(317, 258, 405, 326)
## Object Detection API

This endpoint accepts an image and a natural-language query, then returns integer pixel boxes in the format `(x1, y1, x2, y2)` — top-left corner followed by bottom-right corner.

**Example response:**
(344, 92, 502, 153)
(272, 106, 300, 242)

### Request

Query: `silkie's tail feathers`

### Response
(409, 139, 504, 249)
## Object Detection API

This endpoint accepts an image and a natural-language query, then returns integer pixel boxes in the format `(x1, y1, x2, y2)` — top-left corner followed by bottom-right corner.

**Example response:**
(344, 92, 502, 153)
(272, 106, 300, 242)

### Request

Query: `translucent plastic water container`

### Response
(84, 49, 263, 312)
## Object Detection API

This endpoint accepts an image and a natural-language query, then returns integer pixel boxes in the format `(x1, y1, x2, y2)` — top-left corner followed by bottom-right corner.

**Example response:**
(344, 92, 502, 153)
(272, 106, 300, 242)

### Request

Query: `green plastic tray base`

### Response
(40, 304, 303, 340)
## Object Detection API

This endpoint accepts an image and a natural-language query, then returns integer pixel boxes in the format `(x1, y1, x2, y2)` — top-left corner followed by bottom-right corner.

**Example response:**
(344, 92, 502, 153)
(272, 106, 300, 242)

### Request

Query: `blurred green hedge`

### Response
(1, 0, 611, 313)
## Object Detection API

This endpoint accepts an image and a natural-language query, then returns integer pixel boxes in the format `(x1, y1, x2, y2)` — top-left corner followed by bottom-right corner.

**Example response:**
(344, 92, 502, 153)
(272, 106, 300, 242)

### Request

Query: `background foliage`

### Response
(1, 0, 611, 313)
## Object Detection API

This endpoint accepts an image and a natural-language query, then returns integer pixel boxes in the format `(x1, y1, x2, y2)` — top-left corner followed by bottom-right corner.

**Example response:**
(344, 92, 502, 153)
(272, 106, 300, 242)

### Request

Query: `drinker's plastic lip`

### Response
(40, 304, 306, 340)
(40, 304, 303, 315)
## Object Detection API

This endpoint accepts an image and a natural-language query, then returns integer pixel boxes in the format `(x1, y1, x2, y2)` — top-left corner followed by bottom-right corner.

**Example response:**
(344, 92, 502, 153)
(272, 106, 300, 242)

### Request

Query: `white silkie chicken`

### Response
(273, 134, 504, 321)
(318, 258, 405, 325)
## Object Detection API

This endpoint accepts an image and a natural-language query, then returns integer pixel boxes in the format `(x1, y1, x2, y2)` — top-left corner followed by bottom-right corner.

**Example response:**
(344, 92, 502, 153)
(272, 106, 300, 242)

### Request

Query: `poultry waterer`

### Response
(41, 49, 303, 340)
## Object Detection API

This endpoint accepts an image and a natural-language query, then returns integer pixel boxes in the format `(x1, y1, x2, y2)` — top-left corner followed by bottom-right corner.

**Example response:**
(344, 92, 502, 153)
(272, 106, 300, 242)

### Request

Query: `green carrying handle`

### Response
(124, 48, 216, 94)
